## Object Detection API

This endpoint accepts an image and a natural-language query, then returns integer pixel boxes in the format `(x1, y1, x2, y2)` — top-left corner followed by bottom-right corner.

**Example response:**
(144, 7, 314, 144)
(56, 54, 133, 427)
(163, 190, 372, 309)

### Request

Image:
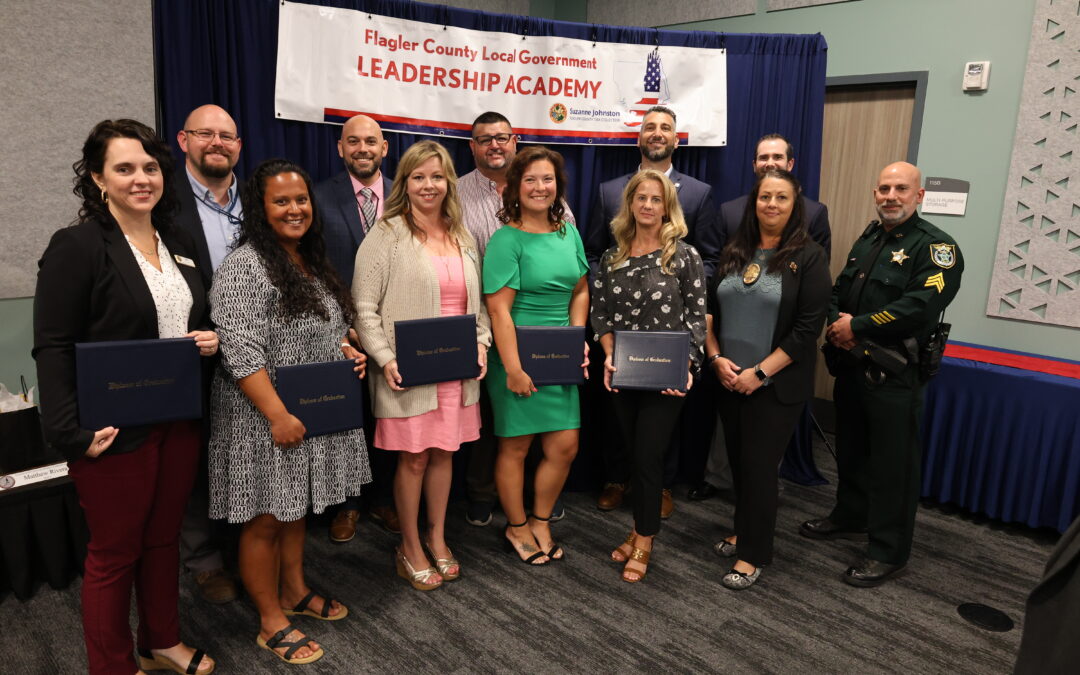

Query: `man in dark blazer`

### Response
(313, 114, 399, 543)
(314, 114, 392, 287)
(173, 104, 244, 605)
(1015, 513, 1080, 672)
(584, 105, 719, 518)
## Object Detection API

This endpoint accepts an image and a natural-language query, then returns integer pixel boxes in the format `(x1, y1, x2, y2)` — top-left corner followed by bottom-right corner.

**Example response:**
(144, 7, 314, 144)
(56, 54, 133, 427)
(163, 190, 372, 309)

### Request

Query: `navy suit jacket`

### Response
(584, 169, 720, 276)
(718, 194, 832, 262)
(315, 171, 394, 287)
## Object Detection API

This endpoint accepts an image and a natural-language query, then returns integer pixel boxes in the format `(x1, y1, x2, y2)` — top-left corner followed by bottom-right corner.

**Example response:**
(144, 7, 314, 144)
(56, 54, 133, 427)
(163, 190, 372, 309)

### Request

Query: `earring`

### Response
(99, 185, 108, 204)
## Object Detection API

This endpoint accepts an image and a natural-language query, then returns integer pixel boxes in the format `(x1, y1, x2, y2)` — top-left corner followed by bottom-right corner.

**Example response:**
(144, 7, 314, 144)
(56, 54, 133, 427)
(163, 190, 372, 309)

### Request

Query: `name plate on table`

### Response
(516, 326, 585, 386)
(394, 314, 480, 387)
(276, 360, 364, 438)
(76, 338, 201, 429)
(611, 330, 690, 392)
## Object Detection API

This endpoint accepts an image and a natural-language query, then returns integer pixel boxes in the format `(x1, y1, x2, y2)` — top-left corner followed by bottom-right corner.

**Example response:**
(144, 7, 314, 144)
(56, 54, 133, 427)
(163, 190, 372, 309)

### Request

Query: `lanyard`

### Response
(195, 188, 242, 227)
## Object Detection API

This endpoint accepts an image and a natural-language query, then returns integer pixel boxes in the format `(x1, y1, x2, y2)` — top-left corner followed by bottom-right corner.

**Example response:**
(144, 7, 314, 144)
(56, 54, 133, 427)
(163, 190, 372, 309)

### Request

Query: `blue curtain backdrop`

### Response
(152, 0, 828, 224)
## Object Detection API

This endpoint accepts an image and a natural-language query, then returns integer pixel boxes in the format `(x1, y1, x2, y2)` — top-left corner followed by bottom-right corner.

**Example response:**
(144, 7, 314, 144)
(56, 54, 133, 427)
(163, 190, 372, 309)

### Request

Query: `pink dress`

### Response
(375, 255, 481, 453)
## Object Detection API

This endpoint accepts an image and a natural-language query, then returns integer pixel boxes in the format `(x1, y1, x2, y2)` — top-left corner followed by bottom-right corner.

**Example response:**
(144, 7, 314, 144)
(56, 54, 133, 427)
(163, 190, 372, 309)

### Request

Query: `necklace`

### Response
(127, 233, 159, 260)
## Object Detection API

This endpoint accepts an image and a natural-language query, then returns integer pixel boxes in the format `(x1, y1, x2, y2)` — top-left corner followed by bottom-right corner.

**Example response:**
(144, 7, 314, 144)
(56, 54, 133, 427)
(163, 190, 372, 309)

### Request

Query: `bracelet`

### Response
(340, 342, 351, 349)
(706, 353, 723, 364)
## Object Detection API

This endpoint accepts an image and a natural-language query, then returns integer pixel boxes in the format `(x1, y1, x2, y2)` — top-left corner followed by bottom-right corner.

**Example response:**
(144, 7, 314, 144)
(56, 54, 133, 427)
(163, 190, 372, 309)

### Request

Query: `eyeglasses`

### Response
(184, 129, 240, 145)
(472, 133, 515, 147)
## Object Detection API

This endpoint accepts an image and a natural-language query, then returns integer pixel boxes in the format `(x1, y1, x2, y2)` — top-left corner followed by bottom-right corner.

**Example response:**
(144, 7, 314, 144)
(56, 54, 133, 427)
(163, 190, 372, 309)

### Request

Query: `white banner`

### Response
(274, 1, 727, 146)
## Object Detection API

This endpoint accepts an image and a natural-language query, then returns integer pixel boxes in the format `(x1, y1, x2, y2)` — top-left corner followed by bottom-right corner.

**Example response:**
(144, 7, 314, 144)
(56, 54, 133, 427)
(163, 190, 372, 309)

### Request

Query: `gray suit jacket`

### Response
(314, 171, 394, 286)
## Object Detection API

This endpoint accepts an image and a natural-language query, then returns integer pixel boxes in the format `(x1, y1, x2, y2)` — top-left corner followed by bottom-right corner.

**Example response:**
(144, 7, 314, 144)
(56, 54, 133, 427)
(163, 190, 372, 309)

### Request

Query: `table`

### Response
(921, 355, 1080, 533)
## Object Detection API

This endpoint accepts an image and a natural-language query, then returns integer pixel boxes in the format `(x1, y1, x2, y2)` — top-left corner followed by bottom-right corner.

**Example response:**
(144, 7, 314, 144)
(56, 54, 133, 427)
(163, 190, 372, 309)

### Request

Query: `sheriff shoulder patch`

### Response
(930, 243, 956, 269)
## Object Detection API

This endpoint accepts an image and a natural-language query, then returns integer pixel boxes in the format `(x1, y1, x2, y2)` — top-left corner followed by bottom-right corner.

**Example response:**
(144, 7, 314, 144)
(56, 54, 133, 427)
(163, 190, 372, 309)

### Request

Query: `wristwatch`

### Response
(753, 364, 768, 381)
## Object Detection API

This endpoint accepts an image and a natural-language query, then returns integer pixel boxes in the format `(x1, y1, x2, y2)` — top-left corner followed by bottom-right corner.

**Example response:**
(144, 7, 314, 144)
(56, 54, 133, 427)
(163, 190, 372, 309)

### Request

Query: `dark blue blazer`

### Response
(315, 171, 394, 287)
(718, 194, 832, 262)
(584, 169, 719, 276)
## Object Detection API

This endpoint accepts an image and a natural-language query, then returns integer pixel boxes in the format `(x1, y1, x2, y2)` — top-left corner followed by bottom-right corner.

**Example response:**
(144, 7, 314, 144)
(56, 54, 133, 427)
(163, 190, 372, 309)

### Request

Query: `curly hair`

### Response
(497, 145, 567, 232)
(71, 119, 178, 230)
(237, 159, 355, 324)
(381, 140, 468, 245)
(608, 170, 687, 275)
(718, 169, 809, 278)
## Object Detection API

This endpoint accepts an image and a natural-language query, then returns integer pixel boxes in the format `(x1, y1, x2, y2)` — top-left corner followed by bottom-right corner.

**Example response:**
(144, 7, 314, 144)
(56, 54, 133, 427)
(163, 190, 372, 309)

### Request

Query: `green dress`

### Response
(483, 223, 589, 437)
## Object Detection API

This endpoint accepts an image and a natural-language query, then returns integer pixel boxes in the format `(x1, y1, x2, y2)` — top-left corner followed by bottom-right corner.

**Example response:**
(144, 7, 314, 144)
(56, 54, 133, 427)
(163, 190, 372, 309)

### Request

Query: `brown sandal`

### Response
(611, 532, 636, 562)
(622, 545, 651, 583)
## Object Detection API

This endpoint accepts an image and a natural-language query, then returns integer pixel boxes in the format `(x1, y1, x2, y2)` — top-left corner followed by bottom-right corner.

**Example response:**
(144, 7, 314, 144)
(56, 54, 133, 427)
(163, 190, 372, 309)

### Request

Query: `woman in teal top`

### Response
(484, 146, 589, 566)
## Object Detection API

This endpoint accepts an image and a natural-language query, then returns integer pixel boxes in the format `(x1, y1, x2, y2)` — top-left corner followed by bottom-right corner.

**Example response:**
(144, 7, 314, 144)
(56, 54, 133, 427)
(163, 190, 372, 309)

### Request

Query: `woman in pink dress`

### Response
(353, 140, 491, 591)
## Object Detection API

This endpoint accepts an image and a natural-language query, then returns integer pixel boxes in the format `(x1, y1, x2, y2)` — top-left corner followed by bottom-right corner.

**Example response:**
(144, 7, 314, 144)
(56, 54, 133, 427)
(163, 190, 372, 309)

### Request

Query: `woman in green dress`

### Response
(483, 146, 590, 565)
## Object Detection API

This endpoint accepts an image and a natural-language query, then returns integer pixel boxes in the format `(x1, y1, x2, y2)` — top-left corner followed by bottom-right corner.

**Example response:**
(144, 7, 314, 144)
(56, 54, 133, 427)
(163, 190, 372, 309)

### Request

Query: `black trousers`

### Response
(610, 390, 685, 536)
(341, 390, 396, 511)
(718, 386, 802, 567)
(464, 386, 498, 503)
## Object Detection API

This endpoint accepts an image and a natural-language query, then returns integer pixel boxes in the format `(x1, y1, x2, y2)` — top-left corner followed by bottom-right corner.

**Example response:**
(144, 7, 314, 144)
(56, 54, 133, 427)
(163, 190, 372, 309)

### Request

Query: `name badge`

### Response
(609, 260, 630, 272)
(174, 255, 196, 268)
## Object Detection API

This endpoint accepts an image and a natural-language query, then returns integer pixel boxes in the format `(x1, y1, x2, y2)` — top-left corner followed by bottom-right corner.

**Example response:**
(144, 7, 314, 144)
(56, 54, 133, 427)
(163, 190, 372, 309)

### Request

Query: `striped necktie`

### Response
(359, 187, 376, 233)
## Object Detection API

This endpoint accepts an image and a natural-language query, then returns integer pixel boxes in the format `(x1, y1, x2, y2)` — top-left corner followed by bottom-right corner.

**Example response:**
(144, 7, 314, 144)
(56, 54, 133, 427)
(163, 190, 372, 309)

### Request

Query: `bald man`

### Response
(801, 162, 963, 587)
(315, 114, 391, 286)
(174, 104, 243, 604)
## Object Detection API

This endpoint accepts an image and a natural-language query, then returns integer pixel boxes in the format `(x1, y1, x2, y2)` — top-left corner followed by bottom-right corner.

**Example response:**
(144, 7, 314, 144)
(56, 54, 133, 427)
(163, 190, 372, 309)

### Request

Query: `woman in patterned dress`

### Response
(209, 159, 371, 664)
(353, 140, 491, 591)
(591, 170, 707, 582)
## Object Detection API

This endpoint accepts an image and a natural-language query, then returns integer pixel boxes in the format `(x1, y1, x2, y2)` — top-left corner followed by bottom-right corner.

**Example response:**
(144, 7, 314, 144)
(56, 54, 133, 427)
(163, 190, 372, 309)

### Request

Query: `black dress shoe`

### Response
(799, 517, 868, 540)
(843, 558, 906, 587)
(687, 482, 719, 501)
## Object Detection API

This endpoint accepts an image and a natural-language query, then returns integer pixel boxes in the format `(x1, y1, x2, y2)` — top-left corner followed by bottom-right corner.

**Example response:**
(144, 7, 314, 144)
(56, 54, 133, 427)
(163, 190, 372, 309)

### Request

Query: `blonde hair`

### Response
(381, 140, 469, 245)
(608, 170, 687, 274)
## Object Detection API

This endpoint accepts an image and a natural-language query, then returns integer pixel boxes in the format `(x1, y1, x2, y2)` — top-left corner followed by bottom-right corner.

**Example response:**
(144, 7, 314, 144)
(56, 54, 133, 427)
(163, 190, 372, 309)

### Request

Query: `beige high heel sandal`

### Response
(395, 546, 442, 591)
(423, 540, 461, 581)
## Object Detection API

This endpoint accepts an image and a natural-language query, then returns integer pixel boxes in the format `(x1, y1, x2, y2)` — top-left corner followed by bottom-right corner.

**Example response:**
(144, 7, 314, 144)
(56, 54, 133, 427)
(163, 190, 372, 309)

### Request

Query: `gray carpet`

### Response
(1, 440, 1058, 674)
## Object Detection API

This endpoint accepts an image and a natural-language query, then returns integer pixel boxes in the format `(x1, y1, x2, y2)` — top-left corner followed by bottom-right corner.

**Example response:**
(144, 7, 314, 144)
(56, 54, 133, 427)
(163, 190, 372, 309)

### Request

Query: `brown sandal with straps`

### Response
(611, 532, 636, 563)
(622, 544, 651, 583)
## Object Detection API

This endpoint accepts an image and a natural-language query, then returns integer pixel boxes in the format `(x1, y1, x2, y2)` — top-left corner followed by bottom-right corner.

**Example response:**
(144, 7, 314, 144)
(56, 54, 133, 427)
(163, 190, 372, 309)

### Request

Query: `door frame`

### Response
(825, 71, 929, 164)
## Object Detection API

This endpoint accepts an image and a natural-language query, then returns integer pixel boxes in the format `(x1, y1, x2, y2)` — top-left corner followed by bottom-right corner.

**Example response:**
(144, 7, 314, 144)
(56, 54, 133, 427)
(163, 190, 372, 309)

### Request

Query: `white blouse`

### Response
(126, 234, 194, 339)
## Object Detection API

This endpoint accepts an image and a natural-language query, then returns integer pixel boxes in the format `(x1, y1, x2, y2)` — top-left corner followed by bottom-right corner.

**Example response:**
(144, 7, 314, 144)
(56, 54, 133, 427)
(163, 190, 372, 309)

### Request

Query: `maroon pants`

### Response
(68, 421, 200, 675)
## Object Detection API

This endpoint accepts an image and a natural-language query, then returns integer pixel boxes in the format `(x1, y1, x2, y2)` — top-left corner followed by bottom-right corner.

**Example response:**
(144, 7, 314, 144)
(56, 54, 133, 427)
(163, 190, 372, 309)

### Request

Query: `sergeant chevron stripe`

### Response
(925, 272, 945, 293)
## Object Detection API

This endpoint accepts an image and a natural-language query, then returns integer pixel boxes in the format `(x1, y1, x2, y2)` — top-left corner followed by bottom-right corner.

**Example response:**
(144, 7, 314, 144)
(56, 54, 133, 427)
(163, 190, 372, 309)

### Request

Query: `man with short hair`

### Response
(314, 114, 399, 543)
(173, 104, 243, 604)
(584, 105, 719, 517)
(457, 111, 575, 526)
(801, 161, 963, 587)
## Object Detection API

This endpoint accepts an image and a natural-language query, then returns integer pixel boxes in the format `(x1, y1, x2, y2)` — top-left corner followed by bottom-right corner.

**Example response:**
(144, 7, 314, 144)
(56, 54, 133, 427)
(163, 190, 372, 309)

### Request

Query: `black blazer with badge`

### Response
(172, 170, 215, 289)
(719, 194, 832, 262)
(33, 217, 210, 462)
(315, 171, 394, 287)
(706, 242, 831, 405)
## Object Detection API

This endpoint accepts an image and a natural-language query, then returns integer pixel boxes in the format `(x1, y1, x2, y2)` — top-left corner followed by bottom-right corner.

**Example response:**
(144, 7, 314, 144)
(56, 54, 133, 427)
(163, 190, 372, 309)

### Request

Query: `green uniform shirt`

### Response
(829, 214, 963, 345)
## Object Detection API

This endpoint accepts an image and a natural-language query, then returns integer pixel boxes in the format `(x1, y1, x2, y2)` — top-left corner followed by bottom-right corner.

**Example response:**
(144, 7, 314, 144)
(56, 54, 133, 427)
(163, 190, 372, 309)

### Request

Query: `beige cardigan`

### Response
(352, 215, 492, 418)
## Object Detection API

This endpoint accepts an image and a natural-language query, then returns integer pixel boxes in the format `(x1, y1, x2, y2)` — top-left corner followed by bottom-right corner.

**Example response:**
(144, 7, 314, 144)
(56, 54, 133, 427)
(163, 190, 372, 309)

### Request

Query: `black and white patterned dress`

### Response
(208, 244, 371, 523)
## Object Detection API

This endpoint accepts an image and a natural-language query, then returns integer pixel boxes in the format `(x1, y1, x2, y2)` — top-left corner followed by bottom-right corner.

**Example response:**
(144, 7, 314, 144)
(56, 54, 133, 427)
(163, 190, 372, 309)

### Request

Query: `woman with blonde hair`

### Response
(354, 140, 491, 590)
(590, 169, 706, 582)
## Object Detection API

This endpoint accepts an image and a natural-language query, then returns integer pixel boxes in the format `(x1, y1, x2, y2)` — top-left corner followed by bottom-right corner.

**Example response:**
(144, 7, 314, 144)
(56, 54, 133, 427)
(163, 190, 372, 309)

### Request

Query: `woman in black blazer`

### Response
(33, 119, 217, 675)
(704, 169, 831, 590)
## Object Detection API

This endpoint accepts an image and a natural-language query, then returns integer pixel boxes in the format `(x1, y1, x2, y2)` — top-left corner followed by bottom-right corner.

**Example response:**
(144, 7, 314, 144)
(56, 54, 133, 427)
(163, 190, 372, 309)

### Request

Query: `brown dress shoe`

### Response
(660, 488, 674, 519)
(194, 568, 238, 604)
(330, 509, 360, 543)
(370, 505, 402, 534)
(597, 483, 627, 511)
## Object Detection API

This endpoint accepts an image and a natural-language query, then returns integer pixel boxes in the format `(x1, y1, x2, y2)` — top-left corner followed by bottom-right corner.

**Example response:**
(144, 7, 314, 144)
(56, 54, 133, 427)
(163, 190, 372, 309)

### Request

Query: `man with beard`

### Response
(457, 111, 575, 526)
(173, 104, 244, 604)
(314, 114, 400, 543)
(316, 113, 392, 286)
(802, 161, 962, 587)
(584, 105, 718, 517)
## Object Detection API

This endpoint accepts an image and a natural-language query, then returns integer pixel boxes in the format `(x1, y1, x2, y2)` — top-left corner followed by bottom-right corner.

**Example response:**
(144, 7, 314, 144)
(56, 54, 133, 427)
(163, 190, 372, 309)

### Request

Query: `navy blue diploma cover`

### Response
(516, 326, 585, 386)
(275, 360, 364, 438)
(75, 338, 201, 429)
(610, 331, 690, 392)
(394, 315, 480, 387)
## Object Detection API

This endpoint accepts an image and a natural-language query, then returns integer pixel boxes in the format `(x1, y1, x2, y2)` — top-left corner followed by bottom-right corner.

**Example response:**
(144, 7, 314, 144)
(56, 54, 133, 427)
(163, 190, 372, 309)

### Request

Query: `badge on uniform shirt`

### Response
(174, 255, 196, 268)
(890, 249, 909, 265)
(930, 243, 956, 269)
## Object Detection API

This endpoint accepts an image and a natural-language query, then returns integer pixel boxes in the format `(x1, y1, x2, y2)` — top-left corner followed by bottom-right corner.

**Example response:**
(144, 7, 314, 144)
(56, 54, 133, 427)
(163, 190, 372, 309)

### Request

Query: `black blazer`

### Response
(1014, 513, 1080, 673)
(706, 242, 831, 405)
(33, 217, 210, 462)
(314, 171, 394, 287)
(719, 194, 832, 262)
(172, 170, 215, 289)
(584, 169, 719, 275)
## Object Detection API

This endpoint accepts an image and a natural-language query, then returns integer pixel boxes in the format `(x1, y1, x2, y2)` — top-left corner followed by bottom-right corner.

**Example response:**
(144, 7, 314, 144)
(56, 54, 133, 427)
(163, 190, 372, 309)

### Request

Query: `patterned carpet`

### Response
(0, 440, 1058, 674)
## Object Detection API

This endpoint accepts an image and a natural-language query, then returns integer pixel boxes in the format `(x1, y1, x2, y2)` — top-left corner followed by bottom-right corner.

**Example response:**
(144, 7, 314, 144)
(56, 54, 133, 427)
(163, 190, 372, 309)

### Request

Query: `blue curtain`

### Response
(152, 0, 827, 223)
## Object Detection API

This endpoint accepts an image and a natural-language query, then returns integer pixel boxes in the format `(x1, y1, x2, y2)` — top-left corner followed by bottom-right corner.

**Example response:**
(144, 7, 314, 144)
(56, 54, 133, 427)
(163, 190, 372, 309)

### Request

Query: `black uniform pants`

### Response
(610, 390, 685, 536)
(464, 386, 498, 503)
(718, 386, 803, 567)
(830, 366, 924, 565)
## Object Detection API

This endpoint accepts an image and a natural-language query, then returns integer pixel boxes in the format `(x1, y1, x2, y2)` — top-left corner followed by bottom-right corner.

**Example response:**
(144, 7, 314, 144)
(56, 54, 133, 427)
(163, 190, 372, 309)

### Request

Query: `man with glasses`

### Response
(173, 104, 243, 604)
(314, 114, 400, 543)
(457, 111, 575, 526)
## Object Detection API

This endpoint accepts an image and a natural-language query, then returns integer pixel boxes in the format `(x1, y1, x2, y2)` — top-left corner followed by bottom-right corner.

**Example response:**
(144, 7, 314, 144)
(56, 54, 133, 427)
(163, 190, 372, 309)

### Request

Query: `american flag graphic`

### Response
(624, 49, 667, 127)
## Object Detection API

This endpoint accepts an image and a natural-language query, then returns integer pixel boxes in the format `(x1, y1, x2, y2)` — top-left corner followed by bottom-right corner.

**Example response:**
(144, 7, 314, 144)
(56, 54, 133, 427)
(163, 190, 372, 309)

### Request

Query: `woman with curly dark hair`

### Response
(33, 119, 217, 674)
(208, 159, 371, 664)
(483, 145, 589, 565)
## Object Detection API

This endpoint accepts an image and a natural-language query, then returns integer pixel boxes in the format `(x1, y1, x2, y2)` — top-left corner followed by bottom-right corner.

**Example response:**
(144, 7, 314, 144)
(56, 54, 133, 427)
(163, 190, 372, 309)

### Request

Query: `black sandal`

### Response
(283, 589, 348, 621)
(136, 647, 214, 675)
(256, 624, 324, 665)
(504, 521, 549, 565)
(529, 513, 564, 561)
